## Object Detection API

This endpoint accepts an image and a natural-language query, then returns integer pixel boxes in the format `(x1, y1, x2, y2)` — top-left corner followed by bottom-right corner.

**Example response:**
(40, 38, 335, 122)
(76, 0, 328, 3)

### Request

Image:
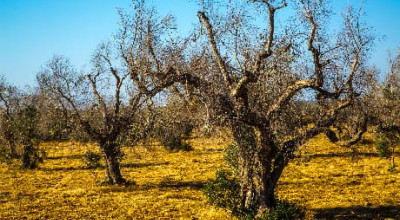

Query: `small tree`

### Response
(0, 77, 20, 158)
(38, 1, 182, 185)
(0, 78, 44, 169)
(368, 48, 400, 170)
(18, 104, 43, 169)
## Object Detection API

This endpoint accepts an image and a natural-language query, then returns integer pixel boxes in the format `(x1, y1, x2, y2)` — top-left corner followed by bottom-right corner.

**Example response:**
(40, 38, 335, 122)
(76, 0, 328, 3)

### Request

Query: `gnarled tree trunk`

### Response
(232, 120, 277, 215)
(101, 142, 126, 185)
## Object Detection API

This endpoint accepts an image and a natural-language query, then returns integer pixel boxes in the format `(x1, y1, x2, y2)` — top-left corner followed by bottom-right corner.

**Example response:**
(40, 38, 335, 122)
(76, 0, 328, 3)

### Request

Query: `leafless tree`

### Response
(176, 0, 375, 215)
(37, 0, 180, 185)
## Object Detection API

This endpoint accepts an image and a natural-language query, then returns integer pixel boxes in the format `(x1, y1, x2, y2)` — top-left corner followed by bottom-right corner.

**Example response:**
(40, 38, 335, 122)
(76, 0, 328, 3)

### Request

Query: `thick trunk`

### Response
(101, 143, 126, 185)
(232, 120, 276, 215)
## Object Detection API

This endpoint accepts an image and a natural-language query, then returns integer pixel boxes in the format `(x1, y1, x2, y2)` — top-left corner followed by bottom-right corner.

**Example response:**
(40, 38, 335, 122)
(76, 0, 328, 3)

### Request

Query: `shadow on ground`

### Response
(39, 162, 170, 172)
(313, 205, 400, 219)
(307, 152, 400, 159)
(46, 155, 83, 160)
(121, 162, 170, 168)
(101, 180, 206, 193)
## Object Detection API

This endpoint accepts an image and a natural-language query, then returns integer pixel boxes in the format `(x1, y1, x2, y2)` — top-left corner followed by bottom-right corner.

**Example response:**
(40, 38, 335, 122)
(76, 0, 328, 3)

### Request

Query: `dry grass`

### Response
(0, 132, 399, 219)
(0, 136, 234, 220)
(279, 132, 400, 219)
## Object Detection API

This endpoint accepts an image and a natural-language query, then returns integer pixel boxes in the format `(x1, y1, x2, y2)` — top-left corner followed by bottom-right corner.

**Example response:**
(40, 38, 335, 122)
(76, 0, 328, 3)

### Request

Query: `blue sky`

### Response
(0, 0, 399, 87)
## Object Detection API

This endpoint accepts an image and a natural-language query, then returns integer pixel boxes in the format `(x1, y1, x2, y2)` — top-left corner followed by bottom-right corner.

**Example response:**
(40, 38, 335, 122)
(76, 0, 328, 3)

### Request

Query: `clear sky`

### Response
(0, 0, 399, 88)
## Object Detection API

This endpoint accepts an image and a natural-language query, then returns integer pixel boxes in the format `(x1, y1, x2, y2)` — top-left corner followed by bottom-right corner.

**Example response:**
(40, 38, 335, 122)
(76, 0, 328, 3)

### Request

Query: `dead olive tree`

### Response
(181, 0, 374, 215)
(37, 1, 179, 185)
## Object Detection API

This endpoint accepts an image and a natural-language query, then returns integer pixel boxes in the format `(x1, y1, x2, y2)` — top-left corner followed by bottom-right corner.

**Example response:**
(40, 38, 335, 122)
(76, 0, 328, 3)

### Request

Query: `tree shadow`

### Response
(308, 152, 378, 159)
(308, 152, 400, 159)
(313, 205, 400, 219)
(39, 166, 90, 171)
(46, 155, 83, 160)
(39, 161, 170, 172)
(101, 180, 206, 193)
(121, 161, 170, 168)
(157, 180, 205, 190)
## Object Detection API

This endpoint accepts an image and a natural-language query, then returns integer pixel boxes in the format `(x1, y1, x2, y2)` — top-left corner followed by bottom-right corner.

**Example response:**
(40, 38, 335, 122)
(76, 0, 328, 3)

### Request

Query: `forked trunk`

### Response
(101, 143, 126, 185)
(232, 120, 276, 216)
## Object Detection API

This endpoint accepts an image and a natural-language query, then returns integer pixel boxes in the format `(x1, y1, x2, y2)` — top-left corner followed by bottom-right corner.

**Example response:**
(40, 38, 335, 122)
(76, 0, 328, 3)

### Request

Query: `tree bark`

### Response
(232, 120, 276, 216)
(101, 142, 126, 185)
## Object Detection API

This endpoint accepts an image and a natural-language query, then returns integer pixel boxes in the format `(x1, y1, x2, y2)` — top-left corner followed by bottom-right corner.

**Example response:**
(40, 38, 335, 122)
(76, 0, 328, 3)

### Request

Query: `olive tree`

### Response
(37, 1, 180, 185)
(177, 0, 374, 215)
(0, 79, 44, 168)
(0, 77, 20, 158)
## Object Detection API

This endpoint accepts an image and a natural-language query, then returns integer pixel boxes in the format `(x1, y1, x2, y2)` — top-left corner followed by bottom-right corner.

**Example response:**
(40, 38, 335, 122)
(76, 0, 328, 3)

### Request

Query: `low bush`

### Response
(223, 143, 239, 172)
(203, 169, 250, 217)
(375, 138, 391, 158)
(262, 200, 305, 220)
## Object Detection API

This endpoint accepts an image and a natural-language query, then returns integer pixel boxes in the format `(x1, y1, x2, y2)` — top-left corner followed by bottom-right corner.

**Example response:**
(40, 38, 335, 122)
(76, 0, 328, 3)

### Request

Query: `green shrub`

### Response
(83, 150, 102, 169)
(203, 169, 251, 217)
(223, 143, 239, 171)
(262, 200, 305, 220)
(375, 138, 391, 158)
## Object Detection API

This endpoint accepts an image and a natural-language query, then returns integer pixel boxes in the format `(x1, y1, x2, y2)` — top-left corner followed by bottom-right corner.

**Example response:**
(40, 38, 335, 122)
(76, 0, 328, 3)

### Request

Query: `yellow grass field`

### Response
(0, 132, 399, 219)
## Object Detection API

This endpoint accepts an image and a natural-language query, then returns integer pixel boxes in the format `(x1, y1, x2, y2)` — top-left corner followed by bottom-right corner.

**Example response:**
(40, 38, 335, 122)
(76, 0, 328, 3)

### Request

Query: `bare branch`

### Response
(266, 79, 317, 117)
(198, 11, 232, 87)
(86, 74, 108, 120)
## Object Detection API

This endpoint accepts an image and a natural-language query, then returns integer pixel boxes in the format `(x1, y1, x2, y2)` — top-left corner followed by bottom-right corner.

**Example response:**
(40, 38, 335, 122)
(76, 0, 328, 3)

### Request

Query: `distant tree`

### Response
(37, 1, 181, 185)
(0, 78, 44, 168)
(36, 95, 75, 141)
(376, 48, 400, 132)
(152, 95, 194, 151)
(0, 77, 20, 158)
(365, 48, 400, 167)
(176, 0, 375, 216)
(18, 103, 43, 169)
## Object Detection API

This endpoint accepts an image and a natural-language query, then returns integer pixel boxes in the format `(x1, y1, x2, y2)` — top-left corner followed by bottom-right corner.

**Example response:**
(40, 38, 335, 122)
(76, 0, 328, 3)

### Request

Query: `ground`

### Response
(0, 132, 399, 219)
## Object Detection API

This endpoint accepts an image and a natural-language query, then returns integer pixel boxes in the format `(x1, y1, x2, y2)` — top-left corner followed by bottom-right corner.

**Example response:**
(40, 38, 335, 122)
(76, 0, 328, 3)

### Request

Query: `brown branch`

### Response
(198, 11, 232, 87)
(252, 0, 287, 74)
(86, 74, 108, 121)
(146, 20, 161, 72)
(270, 117, 335, 187)
(305, 12, 323, 86)
(231, 71, 256, 98)
(266, 79, 317, 117)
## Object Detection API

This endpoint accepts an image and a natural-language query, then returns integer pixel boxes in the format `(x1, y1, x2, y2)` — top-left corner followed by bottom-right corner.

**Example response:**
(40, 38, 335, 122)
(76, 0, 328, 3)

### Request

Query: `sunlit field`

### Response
(1, 132, 399, 219)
